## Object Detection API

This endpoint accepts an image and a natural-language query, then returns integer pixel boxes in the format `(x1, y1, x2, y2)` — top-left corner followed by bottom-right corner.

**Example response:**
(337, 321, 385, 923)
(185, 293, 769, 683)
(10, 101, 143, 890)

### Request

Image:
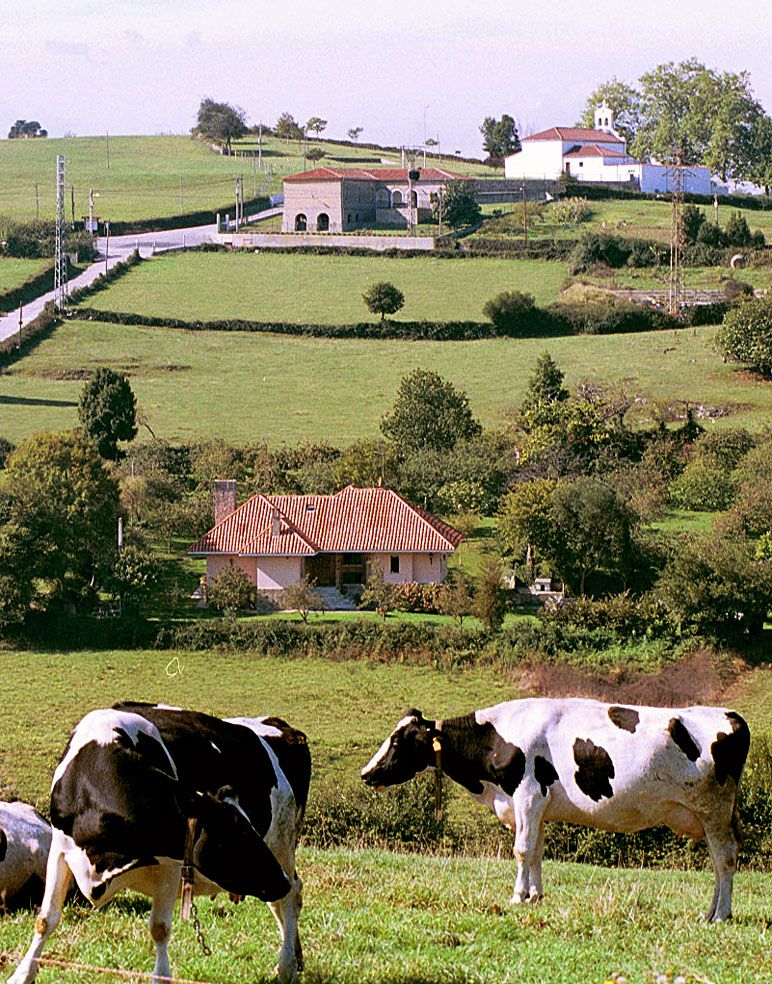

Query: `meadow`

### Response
(0, 134, 492, 225)
(1, 650, 770, 983)
(0, 258, 49, 294)
(77, 252, 569, 321)
(2, 317, 770, 446)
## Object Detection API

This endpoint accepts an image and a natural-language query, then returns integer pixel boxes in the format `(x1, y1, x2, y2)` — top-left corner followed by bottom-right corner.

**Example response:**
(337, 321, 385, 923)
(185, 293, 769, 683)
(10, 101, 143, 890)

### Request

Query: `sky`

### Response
(2, 0, 771, 156)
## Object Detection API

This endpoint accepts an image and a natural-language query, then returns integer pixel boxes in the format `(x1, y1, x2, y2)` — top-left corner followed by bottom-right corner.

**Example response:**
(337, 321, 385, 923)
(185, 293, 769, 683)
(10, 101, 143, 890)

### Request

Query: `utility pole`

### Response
(89, 188, 95, 233)
(71, 184, 75, 227)
(258, 123, 263, 170)
(54, 155, 68, 311)
(235, 176, 243, 231)
(252, 153, 257, 196)
(668, 154, 684, 317)
(17, 299, 23, 350)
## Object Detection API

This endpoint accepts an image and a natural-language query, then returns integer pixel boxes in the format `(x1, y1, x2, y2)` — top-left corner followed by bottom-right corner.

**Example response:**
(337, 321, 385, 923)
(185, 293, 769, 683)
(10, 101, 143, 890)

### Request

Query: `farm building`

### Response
(189, 483, 463, 606)
(505, 103, 714, 195)
(281, 166, 464, 233)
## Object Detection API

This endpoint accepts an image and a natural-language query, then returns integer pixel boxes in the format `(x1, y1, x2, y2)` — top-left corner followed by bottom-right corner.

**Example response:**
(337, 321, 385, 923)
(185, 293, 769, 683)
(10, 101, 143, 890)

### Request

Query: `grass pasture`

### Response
(77, 252, 570, 321)
(1, 650, 771, 983)
(0, 257, 50, 295)
(1, 315, 770, 446)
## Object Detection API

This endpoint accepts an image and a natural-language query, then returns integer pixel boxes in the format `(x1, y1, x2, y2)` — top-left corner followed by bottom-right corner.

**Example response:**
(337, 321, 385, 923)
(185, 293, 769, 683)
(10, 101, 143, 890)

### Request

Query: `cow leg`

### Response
(8, 837, 72, 984)
(148, 868, 181, 984)
(510, 791, 545, 905)
(268, 870, 303, 982)
(703, 816, 739, 922)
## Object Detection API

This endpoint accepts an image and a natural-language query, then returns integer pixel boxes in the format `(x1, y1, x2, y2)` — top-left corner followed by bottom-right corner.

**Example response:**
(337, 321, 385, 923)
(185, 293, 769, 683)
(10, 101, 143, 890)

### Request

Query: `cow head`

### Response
(183, 787, 290, 902)
(361, 709, 437, 789)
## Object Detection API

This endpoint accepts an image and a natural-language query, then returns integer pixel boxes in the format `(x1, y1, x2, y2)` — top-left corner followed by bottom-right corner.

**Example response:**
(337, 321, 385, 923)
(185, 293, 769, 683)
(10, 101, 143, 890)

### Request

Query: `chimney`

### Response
(271, 507, 281, 538)
(214, 479, 237, 525)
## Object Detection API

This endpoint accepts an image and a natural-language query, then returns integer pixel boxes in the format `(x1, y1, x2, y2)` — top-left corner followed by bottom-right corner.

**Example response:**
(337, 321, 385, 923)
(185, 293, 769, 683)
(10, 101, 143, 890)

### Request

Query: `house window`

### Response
(579, 161, 583, 167)
(390, 556, 400, 574)
(317, 212, 329, 231)
(294, 213, 307, 231)
(391, 190, 403, 206)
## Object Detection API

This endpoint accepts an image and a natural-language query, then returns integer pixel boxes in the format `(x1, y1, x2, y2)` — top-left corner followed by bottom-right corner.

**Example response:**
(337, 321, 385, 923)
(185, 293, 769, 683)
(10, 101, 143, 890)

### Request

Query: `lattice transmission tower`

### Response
(668, 156, 684, 316)
(54, 154, 69, 310)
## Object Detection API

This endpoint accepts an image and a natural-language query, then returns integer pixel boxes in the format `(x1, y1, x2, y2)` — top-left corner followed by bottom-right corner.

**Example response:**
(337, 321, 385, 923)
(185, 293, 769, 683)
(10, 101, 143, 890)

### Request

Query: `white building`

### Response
(505, 103, 714, 196)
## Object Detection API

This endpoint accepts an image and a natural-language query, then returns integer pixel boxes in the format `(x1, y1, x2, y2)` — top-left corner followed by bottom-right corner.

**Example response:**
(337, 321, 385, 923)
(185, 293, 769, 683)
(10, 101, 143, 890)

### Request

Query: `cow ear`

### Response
(405, 708, 424, 722)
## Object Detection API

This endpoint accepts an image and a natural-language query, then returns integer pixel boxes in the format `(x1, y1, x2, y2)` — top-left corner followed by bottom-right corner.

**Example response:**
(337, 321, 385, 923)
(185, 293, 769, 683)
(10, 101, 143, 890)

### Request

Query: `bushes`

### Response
(669, 460, 737, 512)
(548, 197, 593, 225)
(717, 296, 772, 375)
(482, 290, 537, 336)
(569, 232, 670, 273)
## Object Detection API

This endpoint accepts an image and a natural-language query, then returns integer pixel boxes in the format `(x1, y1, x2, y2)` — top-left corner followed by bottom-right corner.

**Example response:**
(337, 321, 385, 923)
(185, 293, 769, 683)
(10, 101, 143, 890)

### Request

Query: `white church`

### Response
(505, 103, 714, 196)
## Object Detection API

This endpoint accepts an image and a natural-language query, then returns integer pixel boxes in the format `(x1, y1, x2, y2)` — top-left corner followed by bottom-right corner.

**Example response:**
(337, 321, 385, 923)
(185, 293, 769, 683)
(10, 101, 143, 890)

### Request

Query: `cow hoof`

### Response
(508, 893, 528, 905)
(528, 892, 544, 904)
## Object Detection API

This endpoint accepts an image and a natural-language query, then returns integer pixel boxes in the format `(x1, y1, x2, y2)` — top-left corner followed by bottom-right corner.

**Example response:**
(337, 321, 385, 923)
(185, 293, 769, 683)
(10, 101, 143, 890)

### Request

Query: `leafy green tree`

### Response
(717, 298, 772, 376)
(1, 432, 119, 612)
(682, 205, 707, 243)
(579, 79, 642, 144)
(332, 439, 402, 490)
(438, 570, 474, 627)
(306, 117, 327, 138)
(347, 126, 363, 142)
(277, 576, 327, 623)
(381, 369, 482, 453)
(473, 556, 506, 631)
(657, 533, 771, 639)
(362, 281, 405, 321)
(748, 114, 772, 195)
(8, 119, 47, 139)
(669, 460, 736, 512)
(723, 211, 753, 247)
(108, 545, 160, 613)
(498, 479, 556, 577)
(482, 291, 536, 336)
(208, 562, 257, 612)
(433, 180, 480, 228)
(359, 566, 395, 619)
(547, 479, 636, 595)
(520, 352, 569, 420)
(305, 147, 326, 164)
(274, 112, 304, 142)
(78, 368, 137, 460)
(479, 115, 520, 159)
(192, 98, 247, 153)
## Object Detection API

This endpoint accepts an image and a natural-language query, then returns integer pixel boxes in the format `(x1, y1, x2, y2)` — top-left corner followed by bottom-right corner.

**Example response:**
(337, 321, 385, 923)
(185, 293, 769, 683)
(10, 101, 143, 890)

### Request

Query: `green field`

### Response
(2, 315, 770, 446)
(0, 134, 493, 225)
(1, 650, 770, 983)
(0, 257, 50, 293)
(78, 252, 569, 321)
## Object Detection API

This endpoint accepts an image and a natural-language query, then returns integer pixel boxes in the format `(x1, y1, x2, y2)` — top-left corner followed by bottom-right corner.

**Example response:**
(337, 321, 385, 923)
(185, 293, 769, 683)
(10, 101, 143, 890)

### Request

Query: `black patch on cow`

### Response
(608, 706, 639, 733)
(711, 712, 751, 786)
(573, 738, 615, 801)
(0, 826, 7, 862)
(668, 718, 701, 761)
(3, 874, 45, 911)
(258, 717, 312, 812)
(534, 756, 559, 797)
(437, 715, 525, 796)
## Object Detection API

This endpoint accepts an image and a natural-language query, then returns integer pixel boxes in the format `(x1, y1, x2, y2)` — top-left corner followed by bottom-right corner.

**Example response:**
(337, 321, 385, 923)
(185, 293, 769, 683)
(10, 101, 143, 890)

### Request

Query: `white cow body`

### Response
(0, 802, 51, 911)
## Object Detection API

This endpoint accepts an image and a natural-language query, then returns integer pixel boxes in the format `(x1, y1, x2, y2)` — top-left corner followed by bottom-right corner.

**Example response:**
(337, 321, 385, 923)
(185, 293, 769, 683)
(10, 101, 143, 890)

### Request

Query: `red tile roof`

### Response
(284, 166, 464, 184)
(563, 144, 631, 159)
(189, 486, 464, 556)
(523, 126, 625, 145)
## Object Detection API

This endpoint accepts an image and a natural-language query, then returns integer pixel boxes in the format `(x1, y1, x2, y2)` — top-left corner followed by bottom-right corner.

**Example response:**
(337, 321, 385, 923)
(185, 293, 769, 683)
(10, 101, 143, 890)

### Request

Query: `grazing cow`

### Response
(9, 702, 311, 984)
(361, 698, 750, 921)
(0, 802, 52, 912)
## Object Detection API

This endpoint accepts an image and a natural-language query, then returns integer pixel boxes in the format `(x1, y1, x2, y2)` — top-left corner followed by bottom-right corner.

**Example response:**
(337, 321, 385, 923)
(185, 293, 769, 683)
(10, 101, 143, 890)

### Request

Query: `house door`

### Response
(305, 554, 336, 586)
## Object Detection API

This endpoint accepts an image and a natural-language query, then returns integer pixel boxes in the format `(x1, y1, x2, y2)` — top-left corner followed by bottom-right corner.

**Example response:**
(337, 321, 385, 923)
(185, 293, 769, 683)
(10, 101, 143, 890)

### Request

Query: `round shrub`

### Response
(717, 297, 772, 375)
(482, 290, 536, 336)
(669, 460, 737, 512)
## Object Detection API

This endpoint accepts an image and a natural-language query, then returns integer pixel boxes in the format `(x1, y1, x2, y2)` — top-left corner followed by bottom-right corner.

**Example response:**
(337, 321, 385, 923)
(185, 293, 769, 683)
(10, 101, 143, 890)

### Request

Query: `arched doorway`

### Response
(295, 213, 307, 231)
(317, 213, 329, 231)
(391, 190, 403, 206)
(409, 190, 418, 207)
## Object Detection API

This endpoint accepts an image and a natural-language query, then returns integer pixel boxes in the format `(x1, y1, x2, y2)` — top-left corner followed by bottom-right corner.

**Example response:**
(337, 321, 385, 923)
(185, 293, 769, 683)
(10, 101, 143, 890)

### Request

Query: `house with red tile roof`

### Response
(281, 165, 464, 233)
(189, 483, 463, 602)
(504, 103, 713, 195)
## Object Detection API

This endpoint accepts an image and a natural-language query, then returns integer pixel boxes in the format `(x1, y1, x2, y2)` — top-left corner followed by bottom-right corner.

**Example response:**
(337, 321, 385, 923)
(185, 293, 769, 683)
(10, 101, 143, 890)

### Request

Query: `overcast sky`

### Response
(2, 0, 770, 156)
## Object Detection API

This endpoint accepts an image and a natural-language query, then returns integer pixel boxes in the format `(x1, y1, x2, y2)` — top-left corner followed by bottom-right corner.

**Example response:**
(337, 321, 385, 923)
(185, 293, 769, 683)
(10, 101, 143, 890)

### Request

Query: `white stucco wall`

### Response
(369, 552, 447, 585)
(505, 143, 564, 180)
(256, 556, 304, 591)
(207, 555, 257, 583)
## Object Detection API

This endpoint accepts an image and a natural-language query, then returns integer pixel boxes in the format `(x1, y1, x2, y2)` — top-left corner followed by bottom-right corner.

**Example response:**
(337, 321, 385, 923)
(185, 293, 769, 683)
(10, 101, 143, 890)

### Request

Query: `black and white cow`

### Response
(361, 698, 750, 921)
(0, 802, 52, 912)
(8, 702, 311, 984)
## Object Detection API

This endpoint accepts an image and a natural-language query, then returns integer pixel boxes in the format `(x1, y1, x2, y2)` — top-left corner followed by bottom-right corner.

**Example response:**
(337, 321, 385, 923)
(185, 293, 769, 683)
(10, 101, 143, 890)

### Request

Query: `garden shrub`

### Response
(548, 197, 593, 225)
(669, 460, 737, 512)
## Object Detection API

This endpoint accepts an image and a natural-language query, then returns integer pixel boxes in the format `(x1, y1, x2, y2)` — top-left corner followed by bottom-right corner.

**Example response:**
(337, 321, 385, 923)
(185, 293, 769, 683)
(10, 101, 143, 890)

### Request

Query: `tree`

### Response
(579, 79, 642, 144)
(347, 127, 363, 143)
(482, 291, 536, 337)
(1, 432, 119, 612)
(438, 571, 474, 627)
(108, 545, 159, 613)
(274, 112, 304, 143)
(432, 180, 480, 228)
(277, 576, 327, 623)
(78, 368, 138, 461)
(306, 117, 327, 138)
(362, 281, 405, 321)
(305, 147, 326, 164)
(208, 562, 257, 612)
(381, 369, 482, 453)
(479, 115, 520, 160)
(359, 566, 394, 619)
(498, 479, 556, 577)
(473, 556, 506, 631)
(8, 119, 47, 139)
(520, 352, 569, 420)
(192, 98, 247, 153)
(748, 114, 772, 195)
(547, 479, 636, 595)
(717, 298, 772, 376)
